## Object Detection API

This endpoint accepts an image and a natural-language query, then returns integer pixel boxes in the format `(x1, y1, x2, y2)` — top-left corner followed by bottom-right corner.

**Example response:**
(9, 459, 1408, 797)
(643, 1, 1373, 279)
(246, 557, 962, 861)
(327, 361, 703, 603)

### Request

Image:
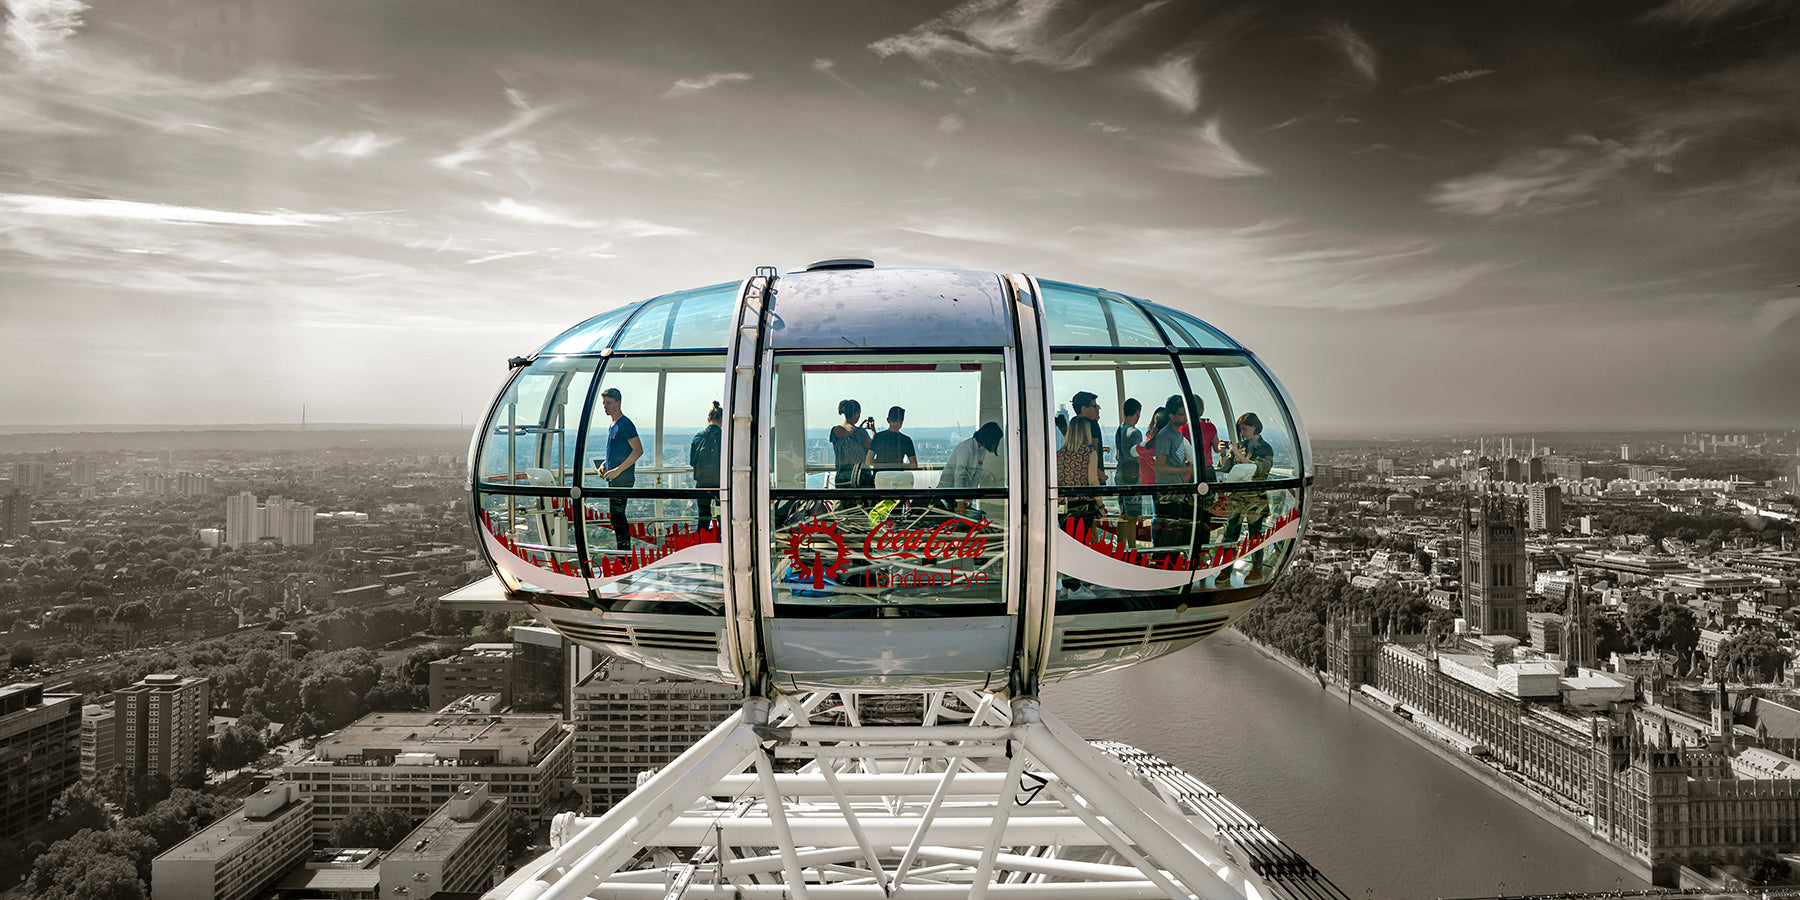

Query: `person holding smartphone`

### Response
(1220, 412, 1274, 568)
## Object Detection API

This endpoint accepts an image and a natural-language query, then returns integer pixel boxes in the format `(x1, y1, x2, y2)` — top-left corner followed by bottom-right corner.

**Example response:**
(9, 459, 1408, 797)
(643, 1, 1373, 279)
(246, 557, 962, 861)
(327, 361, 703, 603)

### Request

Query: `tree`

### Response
(506, 809, 534, 858)
(1717, 630, 1790, 684)
(125, 789, 236, 851)
(25, 828, 158, 899)
(49, 780, 114, 840)
(330, 807, 418, 849)
(211, 723, 268, 772)
(7, 642, 37, 670)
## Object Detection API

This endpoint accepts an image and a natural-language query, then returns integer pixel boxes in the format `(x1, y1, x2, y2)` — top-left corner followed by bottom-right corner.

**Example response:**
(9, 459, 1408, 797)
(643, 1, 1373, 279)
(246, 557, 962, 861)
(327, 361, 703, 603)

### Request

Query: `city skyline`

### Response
(2, 0, 1798, 430)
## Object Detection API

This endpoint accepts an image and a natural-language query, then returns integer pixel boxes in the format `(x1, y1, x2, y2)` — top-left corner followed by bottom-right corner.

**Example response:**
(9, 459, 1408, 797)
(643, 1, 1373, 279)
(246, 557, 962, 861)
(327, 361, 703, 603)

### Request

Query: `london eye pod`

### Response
(467, 261, 1311, 699)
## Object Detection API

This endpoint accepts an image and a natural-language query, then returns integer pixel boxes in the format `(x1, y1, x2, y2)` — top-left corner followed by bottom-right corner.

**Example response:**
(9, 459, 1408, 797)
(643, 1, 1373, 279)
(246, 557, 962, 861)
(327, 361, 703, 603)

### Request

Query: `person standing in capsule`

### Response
(597, 387, 642, 551)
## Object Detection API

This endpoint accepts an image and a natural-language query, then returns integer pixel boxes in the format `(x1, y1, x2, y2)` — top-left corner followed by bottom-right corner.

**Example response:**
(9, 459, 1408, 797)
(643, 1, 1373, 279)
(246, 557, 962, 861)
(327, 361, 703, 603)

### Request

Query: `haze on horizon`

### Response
(1, 0, 1797, 432)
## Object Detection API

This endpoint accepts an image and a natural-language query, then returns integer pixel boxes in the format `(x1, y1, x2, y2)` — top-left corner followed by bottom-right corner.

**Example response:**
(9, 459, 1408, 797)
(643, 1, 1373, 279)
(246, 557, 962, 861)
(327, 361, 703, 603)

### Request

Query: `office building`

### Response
(511, 625, 573, 716)
(283, 707, 572, 842)
(0, 682, 82, 841)
(380, 783, 510, 899)
(428, 644, 514, 711)
(81, 702, 117, 778)
(152, 782, 313, 900)
(1461, 495, 1529, 639)
(571, 659, 740, 812)
(1528, 483, 1563, 532)
(115, 673, 211, 781)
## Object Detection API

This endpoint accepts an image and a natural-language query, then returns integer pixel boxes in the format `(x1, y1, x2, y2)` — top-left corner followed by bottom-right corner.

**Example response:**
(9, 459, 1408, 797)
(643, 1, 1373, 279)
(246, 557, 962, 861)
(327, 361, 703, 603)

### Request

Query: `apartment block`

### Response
(153, 782, 313, 900)
(115, 673, 211, 781)
(0, 683, 82, 840)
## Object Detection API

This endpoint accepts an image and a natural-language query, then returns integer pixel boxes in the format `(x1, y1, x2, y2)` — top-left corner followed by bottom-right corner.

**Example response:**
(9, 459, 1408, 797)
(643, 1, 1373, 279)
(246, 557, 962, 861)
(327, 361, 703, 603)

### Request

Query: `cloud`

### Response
(1325, 22, 1377, 86)
(1089, 120, 1129, 135)
(299, 131, 400, 161)
(0, 193, 339, 226)
(871, 0, 1167, 70)
(812, 57, 861, 95)
(1402, 68, 1497, 95)
(1643, 0, 1779, 23)
(481, 198, 694, 239)
(1134, 51, 1202, 114)
(3, 0, 85, 70)
(1429, 133, 1682, 216)
(433, 94, 557, 172)
(938, 113, 965, 134)
(663, 71, 751, 99)
(1161, 119, 1264, 178)
(483, 198, 594, 227)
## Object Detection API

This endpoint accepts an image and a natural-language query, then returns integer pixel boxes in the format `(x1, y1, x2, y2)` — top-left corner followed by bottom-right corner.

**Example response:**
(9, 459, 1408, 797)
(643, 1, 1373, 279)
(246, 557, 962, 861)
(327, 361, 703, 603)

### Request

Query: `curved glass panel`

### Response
(537, 302, 645, 355)
(476, 357, 597, 487)
(614, 282, 738, 351)
(766, 351, 1010, 615)
(1040, 281, 1162, 348)
(1050, 353, 1207, 612)
(574, 354, 727, 604)
(1254, 354, 1313, 477)
(767, 268, 1014, 349)
(1139, 301, 1237, 350)
(1179, 356, 1303, 590)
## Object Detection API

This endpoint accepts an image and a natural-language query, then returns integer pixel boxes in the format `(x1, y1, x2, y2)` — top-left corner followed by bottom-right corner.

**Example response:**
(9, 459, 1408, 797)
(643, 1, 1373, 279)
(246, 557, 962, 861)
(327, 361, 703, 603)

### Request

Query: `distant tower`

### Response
(1528, 483, 1563, 532)
(1620, 443, 1632, 461)
(1562, 566, 1594, 674)
(1461, 495, 1528, 639)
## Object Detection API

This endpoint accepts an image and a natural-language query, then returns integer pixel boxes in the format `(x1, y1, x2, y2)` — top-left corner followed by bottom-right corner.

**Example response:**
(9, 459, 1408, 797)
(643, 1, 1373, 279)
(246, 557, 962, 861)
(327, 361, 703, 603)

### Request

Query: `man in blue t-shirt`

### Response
(597, 387, 642, 551)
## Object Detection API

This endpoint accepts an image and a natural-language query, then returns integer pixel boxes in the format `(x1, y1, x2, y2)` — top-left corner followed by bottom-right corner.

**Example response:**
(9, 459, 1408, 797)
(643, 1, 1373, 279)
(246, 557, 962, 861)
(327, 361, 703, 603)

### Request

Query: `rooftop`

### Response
(156, 785, 310, 861)
(385, 784, 508, 864)
(298, 711, 566, 765)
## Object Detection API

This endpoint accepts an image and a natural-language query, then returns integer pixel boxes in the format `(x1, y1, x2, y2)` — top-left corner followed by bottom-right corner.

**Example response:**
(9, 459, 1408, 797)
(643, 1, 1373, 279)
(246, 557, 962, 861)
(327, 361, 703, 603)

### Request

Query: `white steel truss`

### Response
(486, 692, 1348, 900)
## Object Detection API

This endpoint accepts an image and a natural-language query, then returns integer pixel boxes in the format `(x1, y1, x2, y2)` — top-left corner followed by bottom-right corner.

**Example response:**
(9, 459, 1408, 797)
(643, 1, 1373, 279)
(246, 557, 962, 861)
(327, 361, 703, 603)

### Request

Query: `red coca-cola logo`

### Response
(863, 517, 989, 561)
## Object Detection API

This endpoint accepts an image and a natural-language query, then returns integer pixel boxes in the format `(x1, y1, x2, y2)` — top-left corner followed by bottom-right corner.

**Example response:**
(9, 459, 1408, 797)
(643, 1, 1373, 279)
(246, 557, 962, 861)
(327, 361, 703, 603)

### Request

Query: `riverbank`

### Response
(1229, 629, 1655, 885)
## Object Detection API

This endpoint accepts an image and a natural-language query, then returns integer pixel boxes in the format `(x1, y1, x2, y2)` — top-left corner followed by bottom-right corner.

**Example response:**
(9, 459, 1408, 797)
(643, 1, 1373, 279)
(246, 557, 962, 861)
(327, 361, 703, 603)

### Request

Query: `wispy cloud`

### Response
(1134, 51, 1202, 115)
(871, 0, 1168, 71)
(663, 71, 751, 99)
(1325, 22, 1377, 86)
(0, 193, 339, 226)
(433, 90, 557, 172)
(938, 113, 965, 134)
(1429, 133, 1681, 216)
(1643, 0, 1779, 23)
(812, 57, 861, 95)
(1402, 68, 1497, 95)
(1089, 120, 1129, 136)
(482, 198, 693, 239)
(299, 131, 400, 161)
(1160, 119, 1264, 178)
(483, 198, 595, 227)
(3, 0, 85, 70)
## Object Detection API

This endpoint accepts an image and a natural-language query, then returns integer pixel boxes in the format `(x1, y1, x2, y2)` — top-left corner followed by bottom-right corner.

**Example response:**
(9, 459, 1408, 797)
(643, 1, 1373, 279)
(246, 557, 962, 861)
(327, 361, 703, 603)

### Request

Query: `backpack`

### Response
(691, 426, 722, 488)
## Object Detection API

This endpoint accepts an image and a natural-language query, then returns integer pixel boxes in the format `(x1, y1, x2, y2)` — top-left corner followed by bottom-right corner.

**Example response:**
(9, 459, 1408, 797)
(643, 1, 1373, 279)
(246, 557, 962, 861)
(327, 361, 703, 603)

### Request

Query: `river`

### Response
(1043, 632, 1652, 898)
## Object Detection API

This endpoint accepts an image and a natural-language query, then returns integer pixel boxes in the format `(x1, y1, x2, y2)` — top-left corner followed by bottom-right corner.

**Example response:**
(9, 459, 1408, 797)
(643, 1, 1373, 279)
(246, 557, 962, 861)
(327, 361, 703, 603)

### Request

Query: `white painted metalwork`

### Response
(485, 693, 1348, 900)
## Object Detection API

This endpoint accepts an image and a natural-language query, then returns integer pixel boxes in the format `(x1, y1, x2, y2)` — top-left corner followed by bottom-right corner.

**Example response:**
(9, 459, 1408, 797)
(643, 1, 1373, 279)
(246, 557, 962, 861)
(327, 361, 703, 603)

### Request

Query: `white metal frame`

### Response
(486, 694, 1345, 900)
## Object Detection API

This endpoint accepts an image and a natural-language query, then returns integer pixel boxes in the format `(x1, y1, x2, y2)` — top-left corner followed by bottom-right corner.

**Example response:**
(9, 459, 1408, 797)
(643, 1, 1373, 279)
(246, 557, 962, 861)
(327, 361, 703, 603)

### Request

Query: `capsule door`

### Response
(757, 348, 1019, 691)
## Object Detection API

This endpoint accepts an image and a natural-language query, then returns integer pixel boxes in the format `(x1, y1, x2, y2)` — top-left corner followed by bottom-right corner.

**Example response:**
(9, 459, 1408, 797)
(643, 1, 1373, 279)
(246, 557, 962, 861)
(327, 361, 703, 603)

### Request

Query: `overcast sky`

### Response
(2, 0, 1797, 432)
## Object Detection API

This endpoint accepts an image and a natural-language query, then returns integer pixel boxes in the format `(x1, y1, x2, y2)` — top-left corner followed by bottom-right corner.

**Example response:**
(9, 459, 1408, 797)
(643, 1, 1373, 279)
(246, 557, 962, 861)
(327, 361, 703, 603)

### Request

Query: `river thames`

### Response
(1045, 632, 1652, 898)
